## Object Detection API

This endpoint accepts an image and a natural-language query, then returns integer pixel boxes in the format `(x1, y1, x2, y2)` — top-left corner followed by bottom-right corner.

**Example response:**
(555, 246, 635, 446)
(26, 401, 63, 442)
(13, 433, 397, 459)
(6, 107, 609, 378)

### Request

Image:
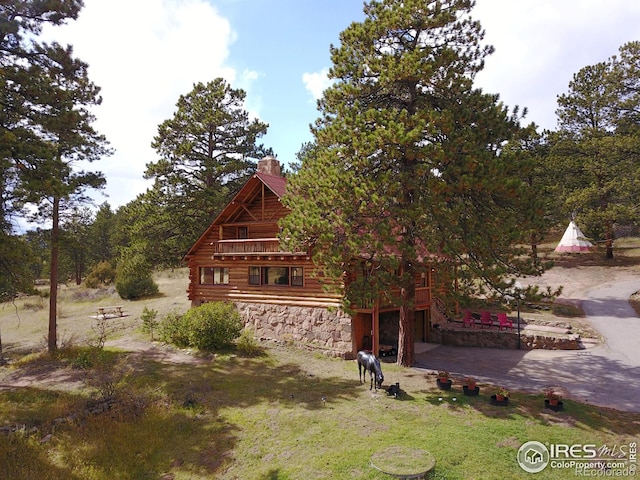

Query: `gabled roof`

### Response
(184, 172, 287, 258)
(255, 171, 286, 197)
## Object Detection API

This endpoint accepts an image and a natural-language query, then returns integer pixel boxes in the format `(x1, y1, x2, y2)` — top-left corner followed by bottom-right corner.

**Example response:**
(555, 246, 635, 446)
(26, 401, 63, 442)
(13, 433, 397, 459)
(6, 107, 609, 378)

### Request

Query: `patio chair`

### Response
(497, 313, 513, 331)
(480, 311, 494, 329)
(462, 310, 475, 328)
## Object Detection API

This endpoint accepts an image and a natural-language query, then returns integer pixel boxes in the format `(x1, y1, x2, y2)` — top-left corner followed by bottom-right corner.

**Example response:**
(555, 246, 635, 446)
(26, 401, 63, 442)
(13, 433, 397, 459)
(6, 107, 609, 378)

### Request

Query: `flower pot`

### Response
(436, 378, 452, 390)
(545, 399, 564, 412)
(490, 394, 509, 406)
(463, 385, 479, 396)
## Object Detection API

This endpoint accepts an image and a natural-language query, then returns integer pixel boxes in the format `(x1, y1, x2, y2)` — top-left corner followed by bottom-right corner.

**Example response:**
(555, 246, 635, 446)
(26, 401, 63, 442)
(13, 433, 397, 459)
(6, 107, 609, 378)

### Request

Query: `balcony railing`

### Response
(351, 286, 431, 310)
(214, 238, 285, 254)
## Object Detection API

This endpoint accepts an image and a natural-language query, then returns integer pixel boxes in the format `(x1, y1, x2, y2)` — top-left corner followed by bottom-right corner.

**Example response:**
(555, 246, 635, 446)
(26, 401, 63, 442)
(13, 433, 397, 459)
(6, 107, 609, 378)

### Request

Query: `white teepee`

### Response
(555, 221, 593, 253)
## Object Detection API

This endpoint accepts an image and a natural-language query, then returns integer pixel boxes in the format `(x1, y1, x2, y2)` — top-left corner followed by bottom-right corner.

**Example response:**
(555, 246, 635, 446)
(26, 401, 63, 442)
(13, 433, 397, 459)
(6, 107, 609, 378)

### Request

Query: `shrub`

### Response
(158, 310, 191, 348)
(84, 261, 116, 288)
(140, 306, 159, 340)
(115, 253, 158, 300)
(159, 302, 243, 351)
(236, 328, 260, 356)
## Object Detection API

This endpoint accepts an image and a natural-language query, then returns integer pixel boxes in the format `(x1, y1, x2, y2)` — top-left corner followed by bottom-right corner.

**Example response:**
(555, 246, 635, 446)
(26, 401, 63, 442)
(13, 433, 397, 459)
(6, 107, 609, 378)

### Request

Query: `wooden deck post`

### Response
(372, 300, 380, 358)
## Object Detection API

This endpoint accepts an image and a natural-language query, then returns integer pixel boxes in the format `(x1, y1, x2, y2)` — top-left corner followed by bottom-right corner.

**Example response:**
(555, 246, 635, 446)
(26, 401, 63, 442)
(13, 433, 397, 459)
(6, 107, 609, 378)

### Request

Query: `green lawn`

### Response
(1, 344, 638, 479)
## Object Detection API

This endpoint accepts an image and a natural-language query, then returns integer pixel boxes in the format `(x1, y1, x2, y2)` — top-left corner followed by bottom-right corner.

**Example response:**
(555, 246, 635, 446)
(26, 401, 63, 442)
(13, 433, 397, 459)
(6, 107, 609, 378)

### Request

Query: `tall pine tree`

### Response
(281, 0, 538, 366)
(2, 2, 111, 352)
(142, 79, 271, 265)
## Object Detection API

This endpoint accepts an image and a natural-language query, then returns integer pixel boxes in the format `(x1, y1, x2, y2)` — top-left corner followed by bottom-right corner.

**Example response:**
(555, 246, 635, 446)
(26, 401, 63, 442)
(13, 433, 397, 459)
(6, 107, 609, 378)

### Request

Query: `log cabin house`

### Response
(184, 156, 447, 359)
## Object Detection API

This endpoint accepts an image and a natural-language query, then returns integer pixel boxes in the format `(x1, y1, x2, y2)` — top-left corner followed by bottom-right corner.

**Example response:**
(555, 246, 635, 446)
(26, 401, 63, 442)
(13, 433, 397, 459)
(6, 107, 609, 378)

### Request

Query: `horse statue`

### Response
(357, 350, 384, 390)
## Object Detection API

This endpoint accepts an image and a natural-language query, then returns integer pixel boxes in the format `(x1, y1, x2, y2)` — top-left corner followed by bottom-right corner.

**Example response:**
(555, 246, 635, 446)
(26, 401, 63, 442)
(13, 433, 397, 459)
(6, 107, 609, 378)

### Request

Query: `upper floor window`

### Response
(199, 267, 229, 285)
(238, 226, 248, 239)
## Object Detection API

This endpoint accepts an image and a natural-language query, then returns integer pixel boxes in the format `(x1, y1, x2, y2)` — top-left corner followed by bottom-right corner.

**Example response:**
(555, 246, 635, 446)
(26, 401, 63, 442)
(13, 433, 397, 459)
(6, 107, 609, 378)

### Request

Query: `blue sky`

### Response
(40, 0, 640, 212)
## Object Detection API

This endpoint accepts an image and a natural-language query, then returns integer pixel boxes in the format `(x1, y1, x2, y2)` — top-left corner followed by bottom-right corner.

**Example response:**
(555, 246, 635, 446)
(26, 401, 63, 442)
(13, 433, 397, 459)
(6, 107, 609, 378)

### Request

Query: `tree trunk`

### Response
(48, 196, 60, 353)
(397, 260, 415, 367)
(0, 320, 4, 365)
(605, 223, 614, 259)
(75, 251, 83, 285)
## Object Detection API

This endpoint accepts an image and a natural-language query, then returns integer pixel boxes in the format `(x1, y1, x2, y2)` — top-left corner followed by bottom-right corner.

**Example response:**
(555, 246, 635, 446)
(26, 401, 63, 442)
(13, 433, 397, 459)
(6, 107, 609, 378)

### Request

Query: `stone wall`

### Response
(235, 302, 354, 358)
(430, 327, 583, 350)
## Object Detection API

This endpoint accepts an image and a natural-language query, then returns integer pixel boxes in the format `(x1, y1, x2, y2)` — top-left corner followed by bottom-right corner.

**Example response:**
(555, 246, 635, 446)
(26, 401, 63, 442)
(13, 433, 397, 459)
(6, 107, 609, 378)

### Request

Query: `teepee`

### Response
(555, 221, 593, 253)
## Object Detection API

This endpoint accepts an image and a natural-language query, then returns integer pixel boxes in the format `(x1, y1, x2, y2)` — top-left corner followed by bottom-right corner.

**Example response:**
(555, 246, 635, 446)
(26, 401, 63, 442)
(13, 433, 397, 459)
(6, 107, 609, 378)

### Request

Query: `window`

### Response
(263, 266, 289, 285)
(291, 267, 303, 286)
(199, 267, 229, 285)
(249, 266, 260, 285)
(248, 266, 303, 287)
(238, 226, 248, 239)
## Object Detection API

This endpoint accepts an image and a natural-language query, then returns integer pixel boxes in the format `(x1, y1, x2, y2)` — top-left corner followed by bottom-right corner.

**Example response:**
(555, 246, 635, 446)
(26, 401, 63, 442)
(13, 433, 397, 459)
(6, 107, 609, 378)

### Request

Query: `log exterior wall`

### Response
(184, 157, 437, 358)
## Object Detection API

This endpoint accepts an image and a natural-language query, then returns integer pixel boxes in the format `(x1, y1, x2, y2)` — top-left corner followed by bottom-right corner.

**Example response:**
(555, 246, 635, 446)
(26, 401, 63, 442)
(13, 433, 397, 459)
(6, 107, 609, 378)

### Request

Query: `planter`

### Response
(545, 399, 564, 412)
(436, 379, 452, 390)
(463, 385, 480, 396)
(490, 394, 509, 406)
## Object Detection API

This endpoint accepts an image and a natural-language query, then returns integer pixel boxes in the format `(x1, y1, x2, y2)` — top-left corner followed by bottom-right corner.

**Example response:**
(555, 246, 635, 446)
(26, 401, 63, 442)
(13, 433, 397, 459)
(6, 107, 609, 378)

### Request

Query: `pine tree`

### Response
(281, 0, 536, 366)
(551, 41, 640, 258)
(142, 79, 271, 266)
(2, 3, 111, 352)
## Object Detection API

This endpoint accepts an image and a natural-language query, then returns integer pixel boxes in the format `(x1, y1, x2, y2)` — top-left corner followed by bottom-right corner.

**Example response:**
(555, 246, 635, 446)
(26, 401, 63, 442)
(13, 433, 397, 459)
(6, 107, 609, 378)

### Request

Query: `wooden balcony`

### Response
(351, 286, 431, 311)
(213, 238, 294, 254)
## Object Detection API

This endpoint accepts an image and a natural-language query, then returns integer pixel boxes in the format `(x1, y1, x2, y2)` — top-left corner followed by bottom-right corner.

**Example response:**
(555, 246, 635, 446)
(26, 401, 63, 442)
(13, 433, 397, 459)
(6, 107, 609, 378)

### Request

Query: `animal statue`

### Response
(386, 382, 401, 399)
(357, 350, 384, 390)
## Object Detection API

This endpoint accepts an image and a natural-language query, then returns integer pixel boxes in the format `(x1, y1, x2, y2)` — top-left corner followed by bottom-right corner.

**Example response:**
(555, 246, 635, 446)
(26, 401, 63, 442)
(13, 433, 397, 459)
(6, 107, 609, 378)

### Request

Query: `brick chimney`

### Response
(257, 155, 281, 176)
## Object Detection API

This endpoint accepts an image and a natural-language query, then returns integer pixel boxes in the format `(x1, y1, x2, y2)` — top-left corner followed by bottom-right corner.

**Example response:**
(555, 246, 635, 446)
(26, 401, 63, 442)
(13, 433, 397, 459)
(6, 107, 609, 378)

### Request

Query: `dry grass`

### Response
(0, 269, 191, 358)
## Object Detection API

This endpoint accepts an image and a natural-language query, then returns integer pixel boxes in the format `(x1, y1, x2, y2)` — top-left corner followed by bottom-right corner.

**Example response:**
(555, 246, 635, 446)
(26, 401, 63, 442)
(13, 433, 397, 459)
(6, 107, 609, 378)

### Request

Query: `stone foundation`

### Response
(235, 302, 354, 358)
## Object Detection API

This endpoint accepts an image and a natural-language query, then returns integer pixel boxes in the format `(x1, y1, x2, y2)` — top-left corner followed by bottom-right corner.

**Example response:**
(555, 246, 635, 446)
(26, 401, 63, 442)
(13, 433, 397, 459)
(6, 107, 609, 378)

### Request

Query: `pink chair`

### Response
(498, 313, 513, 331)
(480, 311, 493, 329)
(462, 310, 475, 328)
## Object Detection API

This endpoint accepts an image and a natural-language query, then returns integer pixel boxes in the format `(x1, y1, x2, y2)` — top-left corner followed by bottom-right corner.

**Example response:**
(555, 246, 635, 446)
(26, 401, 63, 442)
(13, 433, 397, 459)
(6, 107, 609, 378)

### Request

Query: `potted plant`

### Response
(436, 370, 452, 390)
(544, 388, 564, 411)
(491, 386, 509, 406)
(463, 377, 479, 396)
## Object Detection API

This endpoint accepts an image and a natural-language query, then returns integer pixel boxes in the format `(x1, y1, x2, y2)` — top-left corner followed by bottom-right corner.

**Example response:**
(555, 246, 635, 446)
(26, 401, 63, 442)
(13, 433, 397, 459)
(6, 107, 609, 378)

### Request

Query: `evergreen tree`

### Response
(281, 0, 537, 366)
(0, 1, 84, 303)
(87, 202, 116, 265)
(142, 79, 271, 265)
(551, 41, 640, 258)
(1, 2, 111, 352)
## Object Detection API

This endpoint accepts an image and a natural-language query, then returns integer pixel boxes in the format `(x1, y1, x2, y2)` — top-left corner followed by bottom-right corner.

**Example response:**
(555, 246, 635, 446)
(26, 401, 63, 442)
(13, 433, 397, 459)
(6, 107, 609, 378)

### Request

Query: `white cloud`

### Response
(40, 0, 238, 209)
(473, 0, 640, 130)
(302, 68, 332, 101)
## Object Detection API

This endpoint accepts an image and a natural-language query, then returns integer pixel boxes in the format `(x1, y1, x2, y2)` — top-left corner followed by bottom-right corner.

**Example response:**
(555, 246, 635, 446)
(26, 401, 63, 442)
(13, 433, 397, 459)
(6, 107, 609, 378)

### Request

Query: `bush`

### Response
(159, 302, 243, 351)
(140, 306, 159, 340)
(158, 310, 191, 349)
(84, 261, 116, 288)
(115, 253, 158, 300)
(236, 328, 260, 356)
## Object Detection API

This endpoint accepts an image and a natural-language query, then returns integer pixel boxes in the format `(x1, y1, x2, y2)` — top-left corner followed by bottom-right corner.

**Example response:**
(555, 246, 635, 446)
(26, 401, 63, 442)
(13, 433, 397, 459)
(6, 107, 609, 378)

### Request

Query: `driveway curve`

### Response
(413, 279, 640, 413)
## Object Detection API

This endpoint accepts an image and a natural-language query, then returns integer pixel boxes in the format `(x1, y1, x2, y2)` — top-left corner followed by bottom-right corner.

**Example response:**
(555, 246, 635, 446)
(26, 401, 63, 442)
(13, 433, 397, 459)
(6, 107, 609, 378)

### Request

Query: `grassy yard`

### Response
(1, 255, 640, 479)
(1, 343, 639, 479)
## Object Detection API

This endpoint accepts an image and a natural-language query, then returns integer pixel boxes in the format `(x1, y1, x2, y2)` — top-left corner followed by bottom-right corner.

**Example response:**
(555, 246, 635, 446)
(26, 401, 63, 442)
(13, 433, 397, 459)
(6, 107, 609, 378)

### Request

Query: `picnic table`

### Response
(96, 306, 124, 318)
